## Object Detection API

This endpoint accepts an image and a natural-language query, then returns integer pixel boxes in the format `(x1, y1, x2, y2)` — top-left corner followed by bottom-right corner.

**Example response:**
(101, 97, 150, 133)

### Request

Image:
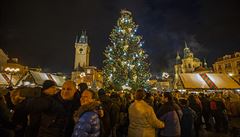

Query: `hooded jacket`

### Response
(72, 101, 101, 137)
(128, 100, 164, 137)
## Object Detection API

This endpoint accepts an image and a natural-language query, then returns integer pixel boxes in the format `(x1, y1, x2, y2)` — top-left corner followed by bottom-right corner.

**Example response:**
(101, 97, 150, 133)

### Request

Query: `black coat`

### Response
(37, 93, 80, 137)
(12, 100, 28, 137)
(0, 95, 15, 137)
(99, 95, 112, 137)
(0, 95, 14, 128)
(24, 93, 66, 137)
(55, 92, 80, 137)
(24, 94, 51, 137)
(24, 91, 80, 137)
(110, 98, 121, 127)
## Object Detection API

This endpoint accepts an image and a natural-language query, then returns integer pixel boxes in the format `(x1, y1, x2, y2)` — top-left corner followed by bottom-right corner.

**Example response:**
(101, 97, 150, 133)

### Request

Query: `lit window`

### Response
(218, 65, 222, 71)
(237, 61, 240, 67)
(225, 63, 231, 69)
(87, 69, 91, 74)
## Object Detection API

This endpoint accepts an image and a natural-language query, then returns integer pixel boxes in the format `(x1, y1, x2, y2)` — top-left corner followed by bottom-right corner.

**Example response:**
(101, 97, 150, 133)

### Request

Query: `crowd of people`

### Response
(0, 80, 240, 137)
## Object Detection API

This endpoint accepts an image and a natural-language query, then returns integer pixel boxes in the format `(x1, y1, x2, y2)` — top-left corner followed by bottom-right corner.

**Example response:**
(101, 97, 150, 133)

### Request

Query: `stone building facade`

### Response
(174, 42, 207, 89)
(213, 52, 240, 83)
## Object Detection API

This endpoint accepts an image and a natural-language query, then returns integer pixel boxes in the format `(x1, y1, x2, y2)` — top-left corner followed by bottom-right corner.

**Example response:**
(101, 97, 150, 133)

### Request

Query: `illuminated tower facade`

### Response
(74, 31, 90, 70)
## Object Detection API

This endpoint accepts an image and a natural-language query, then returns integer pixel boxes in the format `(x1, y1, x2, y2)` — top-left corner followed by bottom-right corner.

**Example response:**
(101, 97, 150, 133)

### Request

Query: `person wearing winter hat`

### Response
(42, 80, 57, 96)
(98, 88, 106, 97)
(24, 80, 57, 137)
(78, 83, 88, 95)
(97, 88, 112, 137)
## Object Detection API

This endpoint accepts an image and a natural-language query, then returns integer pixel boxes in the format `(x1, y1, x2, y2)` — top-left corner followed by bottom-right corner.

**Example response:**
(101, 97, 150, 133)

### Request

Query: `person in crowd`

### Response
(199, 93, 211, 131)
(24, 80, 58, 137)
(78, 83, 88, 96)
(36, 80, 80, 137)
(0, 94, 14, 137)
(10, 87, 28, 137)
(144, 92, 154, 107)
(110, 92, 121, 137)
(105, 90, 111, 97)
(225, 93, 240, 118)
(157, 92, 181, 137)
(179, 99, 196, 137)
(228, 92, 240, 117)
(153, 93, 162, 114)
(118, 92, 132, 137)
(4, 86, 15, 110)
(128, 89, 165, 137)
(72, 89, 102, 137)
(210, 93, 228, 133)
(173, 91, 181, 106)
(98, 88, 112, 137)
(225, 97, 232, 118)
(56, 80, 80, 137)
(188, 94, 202, 137)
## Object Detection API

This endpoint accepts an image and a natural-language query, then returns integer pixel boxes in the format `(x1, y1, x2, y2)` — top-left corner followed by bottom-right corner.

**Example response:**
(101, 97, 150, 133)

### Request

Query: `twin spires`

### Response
(75, 31, 88, 44)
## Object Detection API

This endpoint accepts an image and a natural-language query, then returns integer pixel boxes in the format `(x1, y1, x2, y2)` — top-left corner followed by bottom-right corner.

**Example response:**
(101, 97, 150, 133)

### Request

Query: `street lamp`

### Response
(228, 73, 233, 77)
(4, 67, 20, 87)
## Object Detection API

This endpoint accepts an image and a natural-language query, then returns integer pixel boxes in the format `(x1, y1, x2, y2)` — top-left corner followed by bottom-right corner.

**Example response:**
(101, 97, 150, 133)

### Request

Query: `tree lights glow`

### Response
(103, 10, 151, 91)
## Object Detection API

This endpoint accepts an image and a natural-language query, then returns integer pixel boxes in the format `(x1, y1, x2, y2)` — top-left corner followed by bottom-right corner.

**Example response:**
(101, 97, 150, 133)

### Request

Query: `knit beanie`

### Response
(42, 80, 56, 91)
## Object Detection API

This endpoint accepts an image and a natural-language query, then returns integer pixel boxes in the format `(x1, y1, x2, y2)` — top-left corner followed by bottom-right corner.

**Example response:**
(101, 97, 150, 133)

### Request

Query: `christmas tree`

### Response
(103, 10, 151, 91)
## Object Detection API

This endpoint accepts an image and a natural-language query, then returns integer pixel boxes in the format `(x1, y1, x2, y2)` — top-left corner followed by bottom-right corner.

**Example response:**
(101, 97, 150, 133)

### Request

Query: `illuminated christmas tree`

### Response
(103, 10, 151, 91)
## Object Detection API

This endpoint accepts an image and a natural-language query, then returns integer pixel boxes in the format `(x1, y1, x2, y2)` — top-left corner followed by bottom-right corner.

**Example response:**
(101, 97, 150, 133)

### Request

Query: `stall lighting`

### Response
(4, 67, 20, 86)
(178, 89, 186, 92)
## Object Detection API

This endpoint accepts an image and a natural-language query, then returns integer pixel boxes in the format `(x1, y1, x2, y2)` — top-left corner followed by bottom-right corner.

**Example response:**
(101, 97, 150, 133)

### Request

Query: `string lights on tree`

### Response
(103, 9, 151, 91)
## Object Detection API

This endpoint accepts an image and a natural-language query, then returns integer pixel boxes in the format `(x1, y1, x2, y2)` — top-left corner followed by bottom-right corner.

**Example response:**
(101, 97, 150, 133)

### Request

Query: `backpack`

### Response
(210, 101, 217, 110)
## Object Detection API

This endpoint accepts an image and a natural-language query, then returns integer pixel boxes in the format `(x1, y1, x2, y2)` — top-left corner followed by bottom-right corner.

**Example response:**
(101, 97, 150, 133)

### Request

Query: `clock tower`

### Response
(71, 32, 103, 89)
(74, 31, 90, 69)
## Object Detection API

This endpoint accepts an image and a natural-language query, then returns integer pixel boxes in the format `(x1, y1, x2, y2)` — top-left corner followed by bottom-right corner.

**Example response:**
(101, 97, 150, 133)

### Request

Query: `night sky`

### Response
(1, 0, 240, 75)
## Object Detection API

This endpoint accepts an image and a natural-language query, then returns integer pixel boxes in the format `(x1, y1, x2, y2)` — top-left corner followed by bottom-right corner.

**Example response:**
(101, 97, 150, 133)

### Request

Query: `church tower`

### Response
(183, 41, 193, 58)
(173, 41, 203, 89)
(174, 51, 183, 89)
(72, 31, 103, 88)
(74, 31, 90, 70)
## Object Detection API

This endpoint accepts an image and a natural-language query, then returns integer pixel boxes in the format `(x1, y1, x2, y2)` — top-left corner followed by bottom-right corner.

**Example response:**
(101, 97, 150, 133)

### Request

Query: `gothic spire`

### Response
(79, 31, 88, 44)
(75, 35, 78, 43)
(176, 51, 181, 64)
(176, 51, 181, 60)
(121, 9, 132, 15)
(183, 41, 192, 58)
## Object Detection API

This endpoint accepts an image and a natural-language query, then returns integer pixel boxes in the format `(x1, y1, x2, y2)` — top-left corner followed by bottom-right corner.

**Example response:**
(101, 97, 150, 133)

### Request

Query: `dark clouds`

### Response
(0, 0, 239, 74)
